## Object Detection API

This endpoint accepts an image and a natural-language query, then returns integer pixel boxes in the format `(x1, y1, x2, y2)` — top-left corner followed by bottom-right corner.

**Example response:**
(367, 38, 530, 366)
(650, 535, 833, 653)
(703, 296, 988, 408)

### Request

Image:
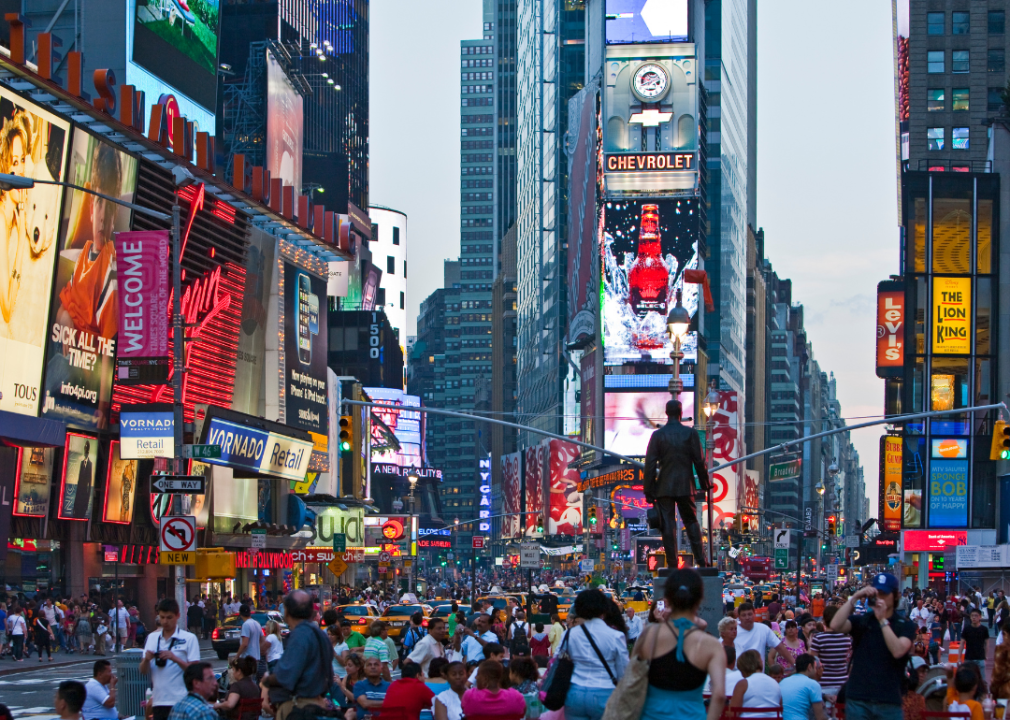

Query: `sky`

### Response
(370, 0, 898, 508)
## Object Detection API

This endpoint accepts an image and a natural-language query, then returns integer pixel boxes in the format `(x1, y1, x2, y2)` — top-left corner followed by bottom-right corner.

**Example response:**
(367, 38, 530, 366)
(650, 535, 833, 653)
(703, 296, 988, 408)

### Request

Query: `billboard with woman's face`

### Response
(0, 87, 70, 416)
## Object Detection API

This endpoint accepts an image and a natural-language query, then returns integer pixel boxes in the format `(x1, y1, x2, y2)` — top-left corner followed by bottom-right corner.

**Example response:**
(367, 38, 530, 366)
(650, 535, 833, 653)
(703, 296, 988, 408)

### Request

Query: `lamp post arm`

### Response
(15, 176, 172, 222)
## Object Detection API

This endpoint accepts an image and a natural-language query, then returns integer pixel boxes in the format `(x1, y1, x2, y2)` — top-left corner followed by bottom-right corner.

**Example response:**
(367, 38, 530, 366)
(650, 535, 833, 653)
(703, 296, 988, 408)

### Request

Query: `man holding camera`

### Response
(140, 599, 201, 720)
(642, 398, 710, 567)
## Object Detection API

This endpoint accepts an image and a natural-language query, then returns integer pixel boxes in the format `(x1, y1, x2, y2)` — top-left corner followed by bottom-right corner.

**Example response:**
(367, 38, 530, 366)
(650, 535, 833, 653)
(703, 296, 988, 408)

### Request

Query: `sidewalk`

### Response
(0, 638, 216, 678)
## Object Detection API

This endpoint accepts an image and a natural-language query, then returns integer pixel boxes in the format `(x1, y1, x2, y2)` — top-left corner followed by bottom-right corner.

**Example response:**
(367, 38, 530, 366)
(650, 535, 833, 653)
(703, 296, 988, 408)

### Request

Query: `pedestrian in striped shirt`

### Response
(810, 606, 852, 699)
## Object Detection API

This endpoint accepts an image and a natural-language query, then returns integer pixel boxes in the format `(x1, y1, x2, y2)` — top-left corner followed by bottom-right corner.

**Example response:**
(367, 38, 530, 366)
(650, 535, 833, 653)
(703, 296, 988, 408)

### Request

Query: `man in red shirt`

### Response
(381, 662, 434, 720)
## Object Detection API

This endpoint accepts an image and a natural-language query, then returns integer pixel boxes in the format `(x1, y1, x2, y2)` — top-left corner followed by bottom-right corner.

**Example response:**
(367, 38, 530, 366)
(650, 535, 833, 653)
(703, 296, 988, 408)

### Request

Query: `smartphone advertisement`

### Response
(283, 262, 328, 435)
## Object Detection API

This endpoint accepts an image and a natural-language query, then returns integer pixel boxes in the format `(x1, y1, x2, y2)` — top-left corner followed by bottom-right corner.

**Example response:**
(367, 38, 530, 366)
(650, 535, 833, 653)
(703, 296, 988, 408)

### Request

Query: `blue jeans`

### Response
(566, 685, 614, 720)
(845, 699, 904, 720)
(969, 659, 986, 680)
(950, 623, 962, 641)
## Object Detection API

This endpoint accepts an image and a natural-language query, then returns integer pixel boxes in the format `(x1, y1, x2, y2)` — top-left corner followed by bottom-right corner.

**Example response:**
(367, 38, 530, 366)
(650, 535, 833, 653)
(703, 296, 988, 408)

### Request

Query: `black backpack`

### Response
(510, 621, 530, 656)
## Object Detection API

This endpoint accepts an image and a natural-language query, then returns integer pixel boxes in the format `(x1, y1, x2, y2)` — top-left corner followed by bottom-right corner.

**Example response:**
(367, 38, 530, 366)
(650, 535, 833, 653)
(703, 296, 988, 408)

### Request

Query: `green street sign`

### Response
(333, 533, 347, 552)
(184, 444, 222, 460)
(769, 459, 802, 482)
(774, 548, 789, 570)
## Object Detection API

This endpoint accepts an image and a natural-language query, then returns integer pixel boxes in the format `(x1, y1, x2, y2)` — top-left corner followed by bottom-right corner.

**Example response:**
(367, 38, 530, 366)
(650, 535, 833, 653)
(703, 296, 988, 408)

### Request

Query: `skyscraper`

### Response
(515, 0, 585, 444)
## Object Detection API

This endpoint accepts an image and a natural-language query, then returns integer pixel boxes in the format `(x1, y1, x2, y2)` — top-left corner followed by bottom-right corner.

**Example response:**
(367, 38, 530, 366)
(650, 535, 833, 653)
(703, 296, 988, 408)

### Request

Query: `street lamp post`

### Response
(583, 488, 594, 577)
(702, 383, 720, 568)
(407, 472, 419, 594)
(666, 289, 691, 397)
(0, 172, 187, 609)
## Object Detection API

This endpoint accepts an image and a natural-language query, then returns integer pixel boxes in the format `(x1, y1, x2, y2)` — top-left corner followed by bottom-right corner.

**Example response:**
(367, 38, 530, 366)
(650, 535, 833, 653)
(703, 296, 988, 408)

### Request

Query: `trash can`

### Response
(116, 648, 150, 718)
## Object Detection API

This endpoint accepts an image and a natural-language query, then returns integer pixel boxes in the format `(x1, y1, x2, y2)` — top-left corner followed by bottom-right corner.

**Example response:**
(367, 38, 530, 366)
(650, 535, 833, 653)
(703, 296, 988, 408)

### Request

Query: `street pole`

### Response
(171, 202, 187, 612)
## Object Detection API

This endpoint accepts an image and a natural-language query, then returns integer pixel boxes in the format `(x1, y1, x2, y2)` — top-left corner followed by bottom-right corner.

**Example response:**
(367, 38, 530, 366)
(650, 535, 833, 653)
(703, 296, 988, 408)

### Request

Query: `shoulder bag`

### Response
(580, 625, 617, 686)
(540, 629, 574, 711)
(601, 621, 667, 720)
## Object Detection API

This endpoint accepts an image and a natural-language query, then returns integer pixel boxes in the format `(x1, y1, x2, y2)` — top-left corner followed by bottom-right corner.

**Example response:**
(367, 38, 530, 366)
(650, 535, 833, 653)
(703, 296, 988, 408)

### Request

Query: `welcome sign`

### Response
(119, 408, 174, 459)
(203, 417, 312, 481)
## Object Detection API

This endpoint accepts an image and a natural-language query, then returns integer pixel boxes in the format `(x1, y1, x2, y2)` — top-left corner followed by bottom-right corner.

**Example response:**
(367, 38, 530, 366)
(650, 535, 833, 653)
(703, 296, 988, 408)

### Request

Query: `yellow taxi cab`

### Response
(378, 603, 433, 640)
(477, 595, 510, 613)
(556, 588, 576, 620)
(335, 603, 381, 629)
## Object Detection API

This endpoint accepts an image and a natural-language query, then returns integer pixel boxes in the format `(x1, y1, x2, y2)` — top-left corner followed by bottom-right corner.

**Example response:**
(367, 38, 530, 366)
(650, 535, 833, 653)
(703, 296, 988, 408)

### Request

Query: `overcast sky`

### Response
(370, 0, 898, 507)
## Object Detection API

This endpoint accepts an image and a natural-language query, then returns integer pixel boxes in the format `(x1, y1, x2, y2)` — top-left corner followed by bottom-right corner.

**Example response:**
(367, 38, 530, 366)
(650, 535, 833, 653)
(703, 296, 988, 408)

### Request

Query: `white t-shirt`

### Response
(9, 614, 26, 635)
(742, 672, 783, 717)
(407, 634, 445, 674)
(82, 678, 118, 720)
(734, 622, 780, 668)
(111, 607, 130, 630)
(144, 626, 201, 707)
(435, 687, 463, 720)
(266, 633, 284, 662)
(910, 606, 931, 629)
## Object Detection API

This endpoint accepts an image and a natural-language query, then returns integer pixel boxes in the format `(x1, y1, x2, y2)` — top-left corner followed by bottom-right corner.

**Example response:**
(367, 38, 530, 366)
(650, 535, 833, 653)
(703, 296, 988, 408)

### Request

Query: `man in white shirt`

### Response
(910, 598, 931, 632)
(461, 614, 499, 664)
(111, 600, 130, 652)
(406, 617, 446, 674)
(735, 602, 794, 669)
(82, 658, 120, 720)
(625, 607, 644, 651)
(140, 598, 201, 720)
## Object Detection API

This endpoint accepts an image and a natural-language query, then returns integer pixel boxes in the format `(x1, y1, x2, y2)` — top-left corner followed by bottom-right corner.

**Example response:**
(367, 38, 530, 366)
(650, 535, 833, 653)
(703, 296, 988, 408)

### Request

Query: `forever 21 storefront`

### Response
(0, 28, 348, 622)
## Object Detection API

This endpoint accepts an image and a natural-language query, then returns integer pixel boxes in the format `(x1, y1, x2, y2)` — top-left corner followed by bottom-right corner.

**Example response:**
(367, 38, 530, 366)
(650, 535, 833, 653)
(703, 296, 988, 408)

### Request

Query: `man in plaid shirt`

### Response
(168, 662, 220, 720)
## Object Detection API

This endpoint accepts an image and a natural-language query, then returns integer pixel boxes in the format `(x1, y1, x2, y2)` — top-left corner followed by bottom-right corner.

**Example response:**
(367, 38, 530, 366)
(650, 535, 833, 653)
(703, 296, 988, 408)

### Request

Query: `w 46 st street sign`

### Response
(152, 475, 207, 495)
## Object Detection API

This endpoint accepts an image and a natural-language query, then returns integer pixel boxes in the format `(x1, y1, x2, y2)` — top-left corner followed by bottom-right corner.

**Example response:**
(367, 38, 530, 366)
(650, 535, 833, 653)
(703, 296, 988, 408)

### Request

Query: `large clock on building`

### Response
(631, 63, 670, 102)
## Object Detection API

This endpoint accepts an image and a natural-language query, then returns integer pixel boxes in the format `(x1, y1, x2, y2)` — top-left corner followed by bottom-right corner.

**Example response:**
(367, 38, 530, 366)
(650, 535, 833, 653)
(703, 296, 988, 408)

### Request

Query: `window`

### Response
(928, 51, 945, 73)
(928, 128, 945, 151)
(403, 260, 407, 278)
(952, 88, 969, 111)
(387, 256, 395, 275)
(952, 127, 969, 150)
(376, 287, 386, 308)
(392, 227, 400, 245)
(952, 12, 969, 34)
(927, 12, 945, 35)
(400, 292, 405, 310)
(990, 87, 1004, 112)
(989, 49, 1005, 73)
(990, 11, 1005, 35)
(952, 51, 969, 73)
(928, 89, 945, 111)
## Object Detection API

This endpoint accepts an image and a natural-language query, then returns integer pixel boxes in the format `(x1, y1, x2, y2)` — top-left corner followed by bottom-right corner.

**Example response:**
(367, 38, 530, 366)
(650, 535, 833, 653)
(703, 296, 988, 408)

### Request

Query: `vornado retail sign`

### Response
(201, 417, 312, 481)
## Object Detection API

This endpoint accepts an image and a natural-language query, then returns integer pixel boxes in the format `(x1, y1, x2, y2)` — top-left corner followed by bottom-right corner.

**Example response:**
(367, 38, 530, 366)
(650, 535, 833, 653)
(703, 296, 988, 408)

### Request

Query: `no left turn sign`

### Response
(160, 516, 197, 553)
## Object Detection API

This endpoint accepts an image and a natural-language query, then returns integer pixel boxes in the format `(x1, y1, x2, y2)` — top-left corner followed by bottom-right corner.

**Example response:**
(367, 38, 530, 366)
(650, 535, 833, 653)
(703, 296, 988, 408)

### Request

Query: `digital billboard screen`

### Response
(604, 390, 694, 458)
(606, 0, 689, 45)
(58, 432, 98, 521)
(283, 263, 328, 436)
(42, 131, 138, 431)
(266, 50, 304, 198)
(366, 388, 424, 468)
(602, 198, 699, 366)
(132, 0, 221, 110)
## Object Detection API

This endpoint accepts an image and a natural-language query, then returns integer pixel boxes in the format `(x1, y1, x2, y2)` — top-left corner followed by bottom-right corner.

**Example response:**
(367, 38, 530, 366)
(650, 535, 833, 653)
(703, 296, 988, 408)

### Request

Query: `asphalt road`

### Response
(0, 642, 228, 720)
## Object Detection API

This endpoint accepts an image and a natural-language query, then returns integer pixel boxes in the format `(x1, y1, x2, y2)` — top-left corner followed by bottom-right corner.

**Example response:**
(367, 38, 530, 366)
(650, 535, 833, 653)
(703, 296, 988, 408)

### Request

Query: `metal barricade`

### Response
(116, 648, 150, 718)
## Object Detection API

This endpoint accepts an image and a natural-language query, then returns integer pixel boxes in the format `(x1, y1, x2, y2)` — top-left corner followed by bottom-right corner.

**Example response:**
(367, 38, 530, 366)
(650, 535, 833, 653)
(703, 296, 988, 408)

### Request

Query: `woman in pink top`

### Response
(461, 661, 527, 717)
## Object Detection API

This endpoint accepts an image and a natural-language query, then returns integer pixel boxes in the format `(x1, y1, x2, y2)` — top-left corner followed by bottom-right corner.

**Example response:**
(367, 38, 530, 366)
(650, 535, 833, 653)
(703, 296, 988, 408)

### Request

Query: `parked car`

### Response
(211, 611, 287, 660)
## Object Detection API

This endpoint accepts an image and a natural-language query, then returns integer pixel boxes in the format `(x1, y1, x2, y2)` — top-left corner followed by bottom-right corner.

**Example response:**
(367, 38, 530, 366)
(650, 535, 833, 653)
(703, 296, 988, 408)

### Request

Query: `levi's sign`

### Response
(203, 417, 312, 481)
(605, 152, 695, 173)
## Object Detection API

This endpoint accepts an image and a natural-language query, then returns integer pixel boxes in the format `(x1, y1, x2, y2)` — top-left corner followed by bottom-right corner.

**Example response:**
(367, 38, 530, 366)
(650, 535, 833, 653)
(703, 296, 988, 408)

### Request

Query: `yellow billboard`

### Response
(932, 277, 971, 354)
(883, 436, 902, 532)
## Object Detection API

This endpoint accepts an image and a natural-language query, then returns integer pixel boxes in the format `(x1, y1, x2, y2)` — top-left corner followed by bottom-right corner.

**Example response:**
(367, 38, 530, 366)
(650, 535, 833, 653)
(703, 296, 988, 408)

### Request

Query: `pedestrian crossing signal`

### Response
(991, 420, 1010, 460)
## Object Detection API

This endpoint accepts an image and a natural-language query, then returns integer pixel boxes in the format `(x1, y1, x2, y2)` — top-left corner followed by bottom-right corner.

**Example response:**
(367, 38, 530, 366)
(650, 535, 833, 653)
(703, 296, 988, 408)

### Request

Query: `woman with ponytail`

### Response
(634, 568, 728, 720)
(562, 588, 630, 720)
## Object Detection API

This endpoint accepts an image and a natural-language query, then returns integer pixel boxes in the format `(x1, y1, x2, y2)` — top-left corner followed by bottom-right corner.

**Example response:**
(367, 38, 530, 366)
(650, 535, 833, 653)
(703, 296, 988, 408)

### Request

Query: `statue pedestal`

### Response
(654, 567, 723, 636)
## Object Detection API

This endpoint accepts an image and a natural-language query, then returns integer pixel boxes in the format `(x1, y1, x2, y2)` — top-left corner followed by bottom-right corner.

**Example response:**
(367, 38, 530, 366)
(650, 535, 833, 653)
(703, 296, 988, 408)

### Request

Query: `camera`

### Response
(155, 657, 168, 668)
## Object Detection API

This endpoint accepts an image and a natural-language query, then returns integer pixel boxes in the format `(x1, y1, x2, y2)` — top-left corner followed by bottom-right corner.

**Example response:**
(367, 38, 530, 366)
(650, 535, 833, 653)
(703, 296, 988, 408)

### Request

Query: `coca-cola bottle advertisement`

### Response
(602, 198, 700, 365)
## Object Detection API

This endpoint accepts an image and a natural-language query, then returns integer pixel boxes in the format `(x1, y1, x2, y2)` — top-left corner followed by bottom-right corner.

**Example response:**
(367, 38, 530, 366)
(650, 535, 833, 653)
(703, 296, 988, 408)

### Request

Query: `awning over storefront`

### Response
(0, 410, 66, 447)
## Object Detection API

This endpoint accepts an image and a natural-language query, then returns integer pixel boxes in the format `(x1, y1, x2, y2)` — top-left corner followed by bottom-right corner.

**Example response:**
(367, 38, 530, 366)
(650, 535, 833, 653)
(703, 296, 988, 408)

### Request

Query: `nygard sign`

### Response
(605, 152, 694, 173)
(932, 277, 971, 355)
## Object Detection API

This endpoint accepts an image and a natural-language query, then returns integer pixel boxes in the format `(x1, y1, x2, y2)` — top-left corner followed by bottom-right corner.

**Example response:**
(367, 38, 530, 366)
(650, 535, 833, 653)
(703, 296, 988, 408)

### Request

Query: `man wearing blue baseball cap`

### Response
(829, 573, 915, 720)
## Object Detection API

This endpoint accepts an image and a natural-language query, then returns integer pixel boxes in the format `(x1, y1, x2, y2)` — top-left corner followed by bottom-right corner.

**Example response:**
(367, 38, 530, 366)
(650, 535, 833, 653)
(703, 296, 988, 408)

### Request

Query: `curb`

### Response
(0, 655, 97, 677)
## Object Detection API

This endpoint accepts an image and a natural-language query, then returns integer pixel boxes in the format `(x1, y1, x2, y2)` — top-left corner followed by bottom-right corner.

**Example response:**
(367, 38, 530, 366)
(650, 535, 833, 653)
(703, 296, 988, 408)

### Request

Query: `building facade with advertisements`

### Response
(0, 19, 362, 619)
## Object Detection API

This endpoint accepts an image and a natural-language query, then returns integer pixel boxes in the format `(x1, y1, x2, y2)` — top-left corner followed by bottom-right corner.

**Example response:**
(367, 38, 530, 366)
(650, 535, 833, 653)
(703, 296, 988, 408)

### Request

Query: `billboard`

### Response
(524, 443, 546, 535)
(202, 416, 313, 481)
(566, 79, 599, 346)
(875, 282, 904, 377)
(602, 199, 699, 365)
(119, 407, 174, 459)
(882, 435, 902, 532)
(602, 50, 698, 192)
(903, 529, 966, 552)
(929, 459, 968, 527)
(932, 277, 971, 354)
(42, 132, 139, 429)
(112, 230, 170, 386)
(283, 263, 328, 435)
(12, 447, 54, 517)
(58, 432, 98, 521)
(0, 88, 70, 416)
(232, 227, 276, 416)
(605, 0, 689, 44)
(501, 451, 522, 539)
(706, 391, 740, 529)
(103, 441, 139, 525)
(547, 440, 583, 536)
(266, 49, 304, 198)
(604, 390, 694, 457)
(366, 388, 423, 467)
(132, 0, 221, 110)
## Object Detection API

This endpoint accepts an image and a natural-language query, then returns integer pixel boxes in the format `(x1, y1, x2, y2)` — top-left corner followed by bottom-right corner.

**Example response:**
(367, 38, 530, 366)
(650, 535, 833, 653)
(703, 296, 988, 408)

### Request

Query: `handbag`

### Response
(540, 629, 573, 711)
(601, 622, 664, 720)
(580, 625, 616, 686)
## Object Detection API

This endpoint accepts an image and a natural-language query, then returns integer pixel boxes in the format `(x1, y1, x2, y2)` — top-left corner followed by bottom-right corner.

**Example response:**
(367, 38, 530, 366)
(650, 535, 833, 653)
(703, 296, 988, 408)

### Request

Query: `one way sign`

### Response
(774, 529, 792, 549)
(152, 475, 207, 495)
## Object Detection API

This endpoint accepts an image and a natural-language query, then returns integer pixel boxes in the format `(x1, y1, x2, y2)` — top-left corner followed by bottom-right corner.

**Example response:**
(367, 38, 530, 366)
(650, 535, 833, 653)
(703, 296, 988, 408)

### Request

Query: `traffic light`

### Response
(536, 520, 544, 534)
(339, 415, 353, 452)
(991, 420, 1010, 460)
(589, 507, 598, 525)
(827, 515, 837, 536)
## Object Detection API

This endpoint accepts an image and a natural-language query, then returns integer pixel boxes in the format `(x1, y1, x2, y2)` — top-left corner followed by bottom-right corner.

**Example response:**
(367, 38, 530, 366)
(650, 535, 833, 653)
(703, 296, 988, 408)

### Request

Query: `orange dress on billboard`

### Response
(59, 239, 117, 339)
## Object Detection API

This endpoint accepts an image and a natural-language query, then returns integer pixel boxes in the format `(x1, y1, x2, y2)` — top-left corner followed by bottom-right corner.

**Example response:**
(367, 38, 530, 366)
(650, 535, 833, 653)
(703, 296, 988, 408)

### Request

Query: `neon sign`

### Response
(479, 454, 491, 534)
